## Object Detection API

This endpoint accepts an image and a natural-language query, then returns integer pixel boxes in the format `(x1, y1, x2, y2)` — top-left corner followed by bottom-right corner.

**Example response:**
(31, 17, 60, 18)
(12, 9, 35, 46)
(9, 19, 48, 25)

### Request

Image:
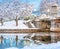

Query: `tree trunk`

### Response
(1, 18, 3, 26)
(16, 16, 18, 26)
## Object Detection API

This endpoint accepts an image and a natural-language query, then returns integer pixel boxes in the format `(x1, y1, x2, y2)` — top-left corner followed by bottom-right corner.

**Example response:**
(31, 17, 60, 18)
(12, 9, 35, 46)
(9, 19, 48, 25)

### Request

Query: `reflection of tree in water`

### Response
(0, 36, 4, 44)
(16, 35, 18, 46)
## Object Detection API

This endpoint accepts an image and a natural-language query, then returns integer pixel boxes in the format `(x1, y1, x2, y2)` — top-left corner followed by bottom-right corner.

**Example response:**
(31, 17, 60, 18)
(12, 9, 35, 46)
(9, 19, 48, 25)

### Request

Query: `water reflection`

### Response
(0, 35, 33, 49)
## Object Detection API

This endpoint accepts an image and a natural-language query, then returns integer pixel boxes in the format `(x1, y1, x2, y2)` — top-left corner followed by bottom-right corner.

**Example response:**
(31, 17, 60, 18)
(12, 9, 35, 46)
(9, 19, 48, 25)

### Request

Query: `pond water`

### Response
(0, 34, 34, 49)
(0, 38, 33, 49)
(0, 35, 60, 49)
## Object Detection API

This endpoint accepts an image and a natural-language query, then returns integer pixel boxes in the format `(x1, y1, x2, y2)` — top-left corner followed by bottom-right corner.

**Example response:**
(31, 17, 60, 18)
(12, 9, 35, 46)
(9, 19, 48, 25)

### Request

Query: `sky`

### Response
(0, 0, 41, 9)
(0, 0, 41, 16)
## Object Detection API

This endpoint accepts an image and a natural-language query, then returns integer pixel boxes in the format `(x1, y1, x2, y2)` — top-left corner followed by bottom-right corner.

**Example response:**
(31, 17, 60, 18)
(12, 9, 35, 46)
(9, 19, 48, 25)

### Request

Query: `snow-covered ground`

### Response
(5, 47, 19, 49)
(50, 27, 60, 31)
(0, 20, 28, 29)
(0, 20, 38, 29)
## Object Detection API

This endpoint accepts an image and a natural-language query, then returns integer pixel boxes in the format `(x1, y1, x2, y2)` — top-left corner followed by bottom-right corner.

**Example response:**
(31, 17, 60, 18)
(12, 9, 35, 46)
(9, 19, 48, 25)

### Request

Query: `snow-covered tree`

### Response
(0, 0, 34, 26)
(20, 3, 34, 19)
(40, 0, 60, 14)
(0, 0, 34, 20)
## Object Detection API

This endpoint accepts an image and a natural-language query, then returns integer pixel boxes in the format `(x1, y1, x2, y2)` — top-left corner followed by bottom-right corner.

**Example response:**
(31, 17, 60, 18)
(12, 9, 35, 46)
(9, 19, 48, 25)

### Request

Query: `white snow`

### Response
(0, 20, 38, 29)
(50, 27, 60, 31)
(24, 20, 36, 28)
(40, 14, 57, 20)
(29, 22, 36, 28)
(0, 20, 28, 29)
(5, 47, 19, 49)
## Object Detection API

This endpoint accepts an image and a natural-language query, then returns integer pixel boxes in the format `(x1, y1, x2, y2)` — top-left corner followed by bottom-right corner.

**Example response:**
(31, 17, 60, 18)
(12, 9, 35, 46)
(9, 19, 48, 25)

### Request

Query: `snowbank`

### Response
(0, 20, 37, 29)
(0, 20, 28, 29)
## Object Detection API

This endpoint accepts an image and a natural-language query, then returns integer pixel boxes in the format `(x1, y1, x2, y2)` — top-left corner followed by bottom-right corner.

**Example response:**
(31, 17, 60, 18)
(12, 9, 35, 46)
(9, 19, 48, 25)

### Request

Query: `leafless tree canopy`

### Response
(0, 0, 34, 21)
(40, 0, 60, 14)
